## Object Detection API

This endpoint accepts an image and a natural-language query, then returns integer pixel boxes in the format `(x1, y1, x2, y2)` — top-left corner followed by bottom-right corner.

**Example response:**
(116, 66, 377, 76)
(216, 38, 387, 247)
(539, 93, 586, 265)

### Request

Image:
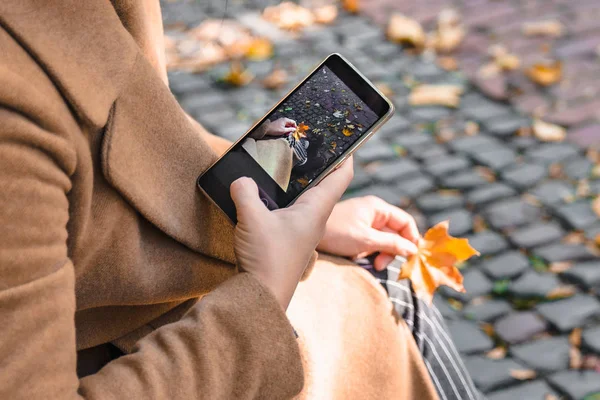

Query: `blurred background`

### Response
(162, 1, 600, 398)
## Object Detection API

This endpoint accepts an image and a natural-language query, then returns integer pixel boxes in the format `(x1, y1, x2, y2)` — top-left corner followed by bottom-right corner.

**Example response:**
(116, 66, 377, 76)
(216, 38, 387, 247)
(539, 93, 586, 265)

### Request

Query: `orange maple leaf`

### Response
(342, 127, 353, 136)
(399, 220, 479, 304)
(293, 122, 310, 141)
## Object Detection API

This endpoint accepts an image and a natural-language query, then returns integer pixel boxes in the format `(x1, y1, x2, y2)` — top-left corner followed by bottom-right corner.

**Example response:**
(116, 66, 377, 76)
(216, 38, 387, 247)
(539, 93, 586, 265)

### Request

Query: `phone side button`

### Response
(334, 155, 348, 170)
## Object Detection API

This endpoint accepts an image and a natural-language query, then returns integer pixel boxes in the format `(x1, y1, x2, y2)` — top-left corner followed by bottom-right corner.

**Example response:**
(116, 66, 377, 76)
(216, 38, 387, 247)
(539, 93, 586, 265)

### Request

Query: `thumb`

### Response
(230, 177, 267, 220)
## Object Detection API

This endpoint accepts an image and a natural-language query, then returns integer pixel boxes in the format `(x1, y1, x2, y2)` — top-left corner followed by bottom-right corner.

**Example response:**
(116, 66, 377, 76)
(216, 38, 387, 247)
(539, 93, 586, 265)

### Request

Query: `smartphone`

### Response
(197, 53, 394, 223)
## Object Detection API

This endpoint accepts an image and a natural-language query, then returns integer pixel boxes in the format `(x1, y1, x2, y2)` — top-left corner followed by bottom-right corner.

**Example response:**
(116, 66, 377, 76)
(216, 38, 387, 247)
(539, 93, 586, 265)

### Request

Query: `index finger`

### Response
(380, 202, 420, 243)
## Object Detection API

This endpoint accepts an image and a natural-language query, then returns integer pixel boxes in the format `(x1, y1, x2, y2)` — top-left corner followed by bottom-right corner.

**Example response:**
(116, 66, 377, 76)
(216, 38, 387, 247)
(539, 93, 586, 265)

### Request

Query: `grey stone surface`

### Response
(585, 222, 600, 241)
(510, 136, 541, 151)
(355, 140, 397, 163)
(548, 370, 600, 400)
(508, 271, 561, 298)
(537, 294, 600, 332)
(461, 93, 512, 121)
(484, 198, 541, 230)
(396, 175, 435, 198)
(433, 293, 461, 320)
(554, 200, 598, 230)
(344, 185, 402, 206)
(482, 115, 531, 137)
(463, 299, 513, 322)
(561, 261, 600, 290)
(371, 158, 421, 182)
(466, 183, 517, 207)
(447, 319, 494, 354)
(440, 170, 490, 190)
(392, 131, 434, 150)
(424, 156, 471, 178)
(527, 143, 580, 165)
(494, 312, 547, 344)
(487, 381, 559, 400)
(467, 231, 509, 256)
(582, 325, 600, 353)
(347, 167, 372, 190)
(530, 181, 575, 206)
(411, 144, 448, 160)
(533, 243, 596, 263)
(564, 157, 593, 180)
(377, 115, 411, 139)
(429, 208, 473, 236)
(417, 192, 465, 213)
(480, 251, 530, 280)
(448, 135, 502, 154)
(501, 163, 547, 190)
(463, 355, 528, 393)
(410, 106, 452, 122)
(510, 336, 570, 373)
(471, 148, 517, 170)
(508, 222, 565, 249)
(440, 269, 493, 302)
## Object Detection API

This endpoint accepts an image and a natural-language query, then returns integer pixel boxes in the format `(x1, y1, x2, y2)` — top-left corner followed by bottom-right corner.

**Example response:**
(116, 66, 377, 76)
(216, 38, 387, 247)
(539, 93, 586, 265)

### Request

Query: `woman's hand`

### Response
(230, 159, 353, 309)
(265, 118, 297, 136)
(317, 196, 420, 271)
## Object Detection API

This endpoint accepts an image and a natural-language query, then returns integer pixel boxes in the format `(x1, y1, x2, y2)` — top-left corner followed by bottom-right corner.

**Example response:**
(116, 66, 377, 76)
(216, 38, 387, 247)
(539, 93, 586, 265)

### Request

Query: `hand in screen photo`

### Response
(262, 117, 297, 137)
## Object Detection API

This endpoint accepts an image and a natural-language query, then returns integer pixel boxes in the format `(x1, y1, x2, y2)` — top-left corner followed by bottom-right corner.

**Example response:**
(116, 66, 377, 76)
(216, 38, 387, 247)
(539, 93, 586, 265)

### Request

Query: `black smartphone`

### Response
(197, 53, 394, 223)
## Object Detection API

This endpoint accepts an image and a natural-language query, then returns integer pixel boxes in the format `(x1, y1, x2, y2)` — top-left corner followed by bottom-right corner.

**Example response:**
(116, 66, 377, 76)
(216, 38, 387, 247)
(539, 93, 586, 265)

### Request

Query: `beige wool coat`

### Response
(0, 1, 439, 399)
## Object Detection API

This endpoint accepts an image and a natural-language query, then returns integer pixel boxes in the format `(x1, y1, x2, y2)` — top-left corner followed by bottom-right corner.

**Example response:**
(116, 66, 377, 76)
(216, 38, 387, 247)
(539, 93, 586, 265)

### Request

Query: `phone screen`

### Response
(199, 54, 391, 222)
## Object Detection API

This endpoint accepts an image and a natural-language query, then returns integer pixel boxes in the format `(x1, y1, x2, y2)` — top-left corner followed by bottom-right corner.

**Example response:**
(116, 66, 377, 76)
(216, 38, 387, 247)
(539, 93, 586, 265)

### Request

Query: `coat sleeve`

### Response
(0, 99, 304, 399)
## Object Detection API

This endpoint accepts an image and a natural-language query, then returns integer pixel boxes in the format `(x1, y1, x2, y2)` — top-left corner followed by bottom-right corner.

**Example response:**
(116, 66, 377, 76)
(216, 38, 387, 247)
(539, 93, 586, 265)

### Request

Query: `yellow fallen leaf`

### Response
(223, 61, 254, 87)
(523, 20, 564, 38)
(481, 323, 495, 337)
(399, 220, 480, 304)
(263, 2, 315, 31)
(438, 56, 459, 71)
(592, 196, 600, 218)
(341, 0, 359, 14)
(293, 122, 310, 141)
(547, 285, 577, 299)
(245, 37, 273, 61)
(570, 328, 582, 347)
(548, 261, 573, 274)
(342, 127, 353, 137)
(486, 346, 507, 360)
(487, 45, 520, 72)
(570, 346, 583, 369)
(533, 119, 566, 142)
(297, 177, 310, 187)
(431, 9, 465, 53)
(387, 14, 426, 50)
(409, 84, 464, 107)
(545, 394, 559, 400)
(313, 4, 338, 24)
(262, 67, 289, 90)
(526, 61, 562, 86)
(510, 369, 537, 380)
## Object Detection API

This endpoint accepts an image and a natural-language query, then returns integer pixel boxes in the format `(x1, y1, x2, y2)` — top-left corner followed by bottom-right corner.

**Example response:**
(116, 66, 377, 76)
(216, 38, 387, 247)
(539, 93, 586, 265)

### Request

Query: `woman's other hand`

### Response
(230, 159, 353, 309)
(265, 117, 297, 136)
(317, 196, 420, 271)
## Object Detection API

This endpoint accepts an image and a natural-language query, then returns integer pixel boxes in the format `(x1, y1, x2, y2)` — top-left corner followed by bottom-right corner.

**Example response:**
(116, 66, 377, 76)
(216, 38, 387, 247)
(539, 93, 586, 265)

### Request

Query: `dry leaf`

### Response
(399, 220, 480, 304)
(297, 177, 310, 187)
(447, 298, 463, 310)
(592, 196, 600, 218)
(431, 9, 464, 53)
(510, 369, 537, 380)
(263, 2, 315, 31)
(570, 346, 583, 369)
(533, 119, 566, 142)
(523, 20, 564, 37)
(486, 346, 507, 360)
(549, 261, 573, 273)
(292, 122, 310, 141)
(465, 121, 479, 136)
(547, 285, 577, 299)
(587, 148, 600, 163)
(563, 232, 585, 245)
(409, 84, 464, 107)
(245, 38, 273, 61)
(570, 328, 582, 347)
(486, 45, 520, 72)
(549, 163, 565, 179)
(313, 4, 338, 24)
(473, 214, 487, 233)
(576, 179, 591, 198)
(475, 166, 496, 183)
(262, 67, 289, 90)
(387, 14, 426, 50)
(375, 82, 395, 98)
(341, 0, 359, 14)
(438, 56, 459, 71)
(342, 127, 353, 137)
(545, 394, 559, 400)
(526, 61, 563, 86)
(481, 323, 495, 337)
(223, 62, 254, 86)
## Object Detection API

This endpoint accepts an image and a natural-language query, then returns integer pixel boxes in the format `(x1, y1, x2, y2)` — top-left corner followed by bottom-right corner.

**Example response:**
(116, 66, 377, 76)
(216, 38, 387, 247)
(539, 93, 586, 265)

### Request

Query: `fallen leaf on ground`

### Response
(399, 220, 480, 304)
(577, 179, 591, 198)
(523, 20, 565, 37)
(592, 197, 600, 218)
(292, 122, 310, 141)
(409, 84, 464, 107)
(342, 127, 353, 137)
(545, 394, 559, 400)
(431, 9, 465, 53)
(533, 119, 566, 142)
(313, 4, 338, 24)
(263, 2, 315, 31)
(486, 346, 507, 360)
(473, 214, 487, 233)
(297, 177, 310, 187)
(341, 0, 359, 14)
(245, 37, 273, 60)
(387, 14, 426, 50)
(526, 61, 563, 86)
(465, 121, 479, 136)
(486, 45, 521, 72)
(570, 346, 583, 369)
(438, 56, 459, 71)
(547, 285, 577, 299)
(262, 67, 289, 90)
(168, 41, 228, 72)
(481, 323, 495, 337)
(510, 369, 537, 380)
(570, 328, 582, 347)
(223, 61, 254, 86)
(549, 261, 573, 273)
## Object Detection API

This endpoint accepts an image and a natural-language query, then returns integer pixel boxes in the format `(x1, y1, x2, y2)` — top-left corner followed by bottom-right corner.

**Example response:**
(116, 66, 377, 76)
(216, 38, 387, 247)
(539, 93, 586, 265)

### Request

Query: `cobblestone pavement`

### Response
(162, 1, 600, 399)
(361, 0, 600, 147)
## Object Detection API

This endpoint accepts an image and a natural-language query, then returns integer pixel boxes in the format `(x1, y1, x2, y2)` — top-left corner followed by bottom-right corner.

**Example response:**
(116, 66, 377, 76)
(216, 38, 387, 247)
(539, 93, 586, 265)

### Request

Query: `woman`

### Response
(0, 1, 476, 399)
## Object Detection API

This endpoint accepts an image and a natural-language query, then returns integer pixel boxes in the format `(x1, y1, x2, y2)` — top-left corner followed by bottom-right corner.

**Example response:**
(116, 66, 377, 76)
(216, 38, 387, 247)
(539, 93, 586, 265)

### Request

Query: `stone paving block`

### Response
(429, 209, 473, 237)
(371, 158, 421, 183)
(463, 299, 512, 323)
(424, 156, 471, 178)
(508, 222, 565, 250)
(392, 131, 434, 150)
(582, 325, 600, 354)
(396, 174, 435, 199)
(417, 192, 465, 213)
(343, 185, 403, 206)
(440, 269, 493, 302)
(564, 157, 593, 180)
(480, 251, 530, 280)
(510, 336, 570, 374)
(484, 198, 541, 230)
(347, 167, 372, 191)
(508, 271, 561, 298)
(466, 231, 509, 256)
(548, 370, 600, 400)
(470, 148, 517, 171)
(466, 183, 517, 207)
(487, 381, 559, 400)
(510, 136, 541, 151)
(537, 294, 600, 333)
(377, 115, 412, 139)
(215, 121, 253, 142)
(494, 312, 547, 344)
(168, 72, 211, 96)
(409, 106, 453, 122)
(447, 135, 502, 154)
(446, 319, 494, 354)
(355, 140, 398, 163)
(501, 163, 547, 190)
(530, 181, 575, 206)
(411, 144, 448, 161)
(463, 355, 528, 393)
(561, 261, 600, 290)
(533, 243, 596, 263)
(433, 293, 461, 320)
(527, 143, 580, 165)
(482, 115, 531, 137)
(553, 200, 598, 230)
(440, 170, 490, 190)
(585, 222, 600, 241)
(461, 93, 512, 121)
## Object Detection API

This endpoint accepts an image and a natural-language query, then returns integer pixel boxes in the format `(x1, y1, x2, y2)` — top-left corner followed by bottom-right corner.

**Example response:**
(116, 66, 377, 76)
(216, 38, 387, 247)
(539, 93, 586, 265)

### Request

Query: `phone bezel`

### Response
(197, 53, 395, 223)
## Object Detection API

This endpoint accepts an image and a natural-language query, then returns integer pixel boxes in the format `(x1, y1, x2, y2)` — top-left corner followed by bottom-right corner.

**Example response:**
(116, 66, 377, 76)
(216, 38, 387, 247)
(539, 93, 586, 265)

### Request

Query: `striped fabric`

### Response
(369, 257, 480, 400)
(286, 134, 309, 166)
